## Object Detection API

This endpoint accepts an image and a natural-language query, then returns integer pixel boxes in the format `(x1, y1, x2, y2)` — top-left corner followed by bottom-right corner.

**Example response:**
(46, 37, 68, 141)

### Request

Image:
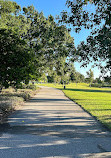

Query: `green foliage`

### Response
(16, 83, 27, 89)
(0, 28, 33, 88)
(86, 69, 94, 86)
(59, 0, 111, 74)
(40, 73, 48, 83)
(93, 77, 103, 84)
(47, 76, 54, 83)
(46, 59, 85, 84)
(0, 0, 76, 89)
(54, 75, 61, 84)
(104, 76, 111, 83)
(16, 83, 38, 90)
(26, 84, 38, 90)
(0, 0, 34, 88)
(73, 72, 85, 84)
(91, 83, 111, 88)
(69, 65, 85, 84)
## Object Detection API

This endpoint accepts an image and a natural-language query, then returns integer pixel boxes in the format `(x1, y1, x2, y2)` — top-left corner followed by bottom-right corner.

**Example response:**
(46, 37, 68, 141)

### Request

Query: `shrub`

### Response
(17, 83, 38, 90)
(0, 85, 39, 121)
(2, 87, 16, 93)
(0, 96, 24, 114)
(26, 84, 37, 90)
(91, 83, 102, 88)
(16, 92, 30, 101)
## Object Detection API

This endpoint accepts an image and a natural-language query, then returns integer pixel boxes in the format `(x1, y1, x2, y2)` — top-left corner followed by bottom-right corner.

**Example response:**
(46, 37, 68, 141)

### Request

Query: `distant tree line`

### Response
(40, 60, 85, 85)
(40, 67, 111, 88)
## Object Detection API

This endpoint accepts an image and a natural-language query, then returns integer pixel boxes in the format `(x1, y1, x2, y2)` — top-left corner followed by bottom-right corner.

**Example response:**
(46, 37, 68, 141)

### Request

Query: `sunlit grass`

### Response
(38, 83, 111, 130)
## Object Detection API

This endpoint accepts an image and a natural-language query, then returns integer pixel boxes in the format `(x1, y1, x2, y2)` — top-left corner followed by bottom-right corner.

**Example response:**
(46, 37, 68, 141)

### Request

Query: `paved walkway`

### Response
(0, 86, 111, 158)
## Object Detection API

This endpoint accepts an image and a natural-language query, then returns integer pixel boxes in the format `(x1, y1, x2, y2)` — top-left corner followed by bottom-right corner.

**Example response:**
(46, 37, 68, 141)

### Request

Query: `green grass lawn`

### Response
(38, 83, 111, 130)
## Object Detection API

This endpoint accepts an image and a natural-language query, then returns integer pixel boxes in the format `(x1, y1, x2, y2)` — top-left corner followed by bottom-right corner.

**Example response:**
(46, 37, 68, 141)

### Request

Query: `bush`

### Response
(18, 89, 38, 99)
(16, 92, 30, 101)
(2, 87, 16, 93)
(91, 83, 102, 88)
(0, 85, 39, 122)
(0, 96, 24, 114)
(1, 91, 32, 101)
(26, 84, 37, 90)
(17, 83, 38, 90)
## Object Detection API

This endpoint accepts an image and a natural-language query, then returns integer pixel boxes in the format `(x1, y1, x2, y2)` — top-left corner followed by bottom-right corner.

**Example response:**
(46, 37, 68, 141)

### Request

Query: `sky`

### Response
(13, 0, 102, 79)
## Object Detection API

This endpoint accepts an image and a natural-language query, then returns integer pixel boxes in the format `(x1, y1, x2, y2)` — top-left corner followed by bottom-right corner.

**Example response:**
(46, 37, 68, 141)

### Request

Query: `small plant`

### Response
(26, 84, 37, 90)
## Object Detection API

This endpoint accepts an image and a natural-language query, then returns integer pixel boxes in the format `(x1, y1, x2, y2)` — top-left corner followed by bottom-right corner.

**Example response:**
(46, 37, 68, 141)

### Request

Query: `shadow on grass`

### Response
(63, 88, 111, 93)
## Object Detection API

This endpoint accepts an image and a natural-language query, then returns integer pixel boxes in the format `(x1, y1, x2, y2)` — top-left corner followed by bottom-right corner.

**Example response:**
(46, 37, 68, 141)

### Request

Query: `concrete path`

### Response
(0, 86, 111, 158)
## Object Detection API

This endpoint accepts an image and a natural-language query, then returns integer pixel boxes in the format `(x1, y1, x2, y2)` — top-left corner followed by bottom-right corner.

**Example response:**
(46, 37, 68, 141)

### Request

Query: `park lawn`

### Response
(38, 83, 111, 130)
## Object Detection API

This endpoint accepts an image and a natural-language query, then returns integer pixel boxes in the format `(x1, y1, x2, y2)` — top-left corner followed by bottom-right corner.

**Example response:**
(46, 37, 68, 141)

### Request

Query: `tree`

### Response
(54, 74, 61, 84)
(51, 71, 61, 84)
(23, 6, 76, 81)
(59, 0, 111, 75)
(93, 77, 103, 84)
(67, 62, 76, 82)
(0, 0, 76, 90)
(40, 73, 47, 83)
(86, 69, 94, 87)
(0, 29, 34, 88)
(104, 76, 111, 84)
(0, 1, 34, 89)
(73, 72, 81, 86)
(79, 73, 85, 83)
(54, 57, 70, 87)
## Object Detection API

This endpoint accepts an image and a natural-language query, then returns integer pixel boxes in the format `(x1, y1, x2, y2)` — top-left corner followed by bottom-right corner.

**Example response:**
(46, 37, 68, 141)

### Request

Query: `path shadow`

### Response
(0, 91, 111, 157)
(0, 109, 109, 138)
(29, 98, 70, 102)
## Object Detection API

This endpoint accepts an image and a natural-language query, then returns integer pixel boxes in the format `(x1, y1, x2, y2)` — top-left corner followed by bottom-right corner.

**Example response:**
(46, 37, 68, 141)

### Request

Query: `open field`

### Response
(38, 83, 111, 130)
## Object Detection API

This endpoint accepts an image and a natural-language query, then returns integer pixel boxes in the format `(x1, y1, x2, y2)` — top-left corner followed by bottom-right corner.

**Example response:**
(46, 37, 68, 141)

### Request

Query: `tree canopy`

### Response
(0, 0, 33, 88)
(59, 0, 111, 76)
(0, 0, 76, 88)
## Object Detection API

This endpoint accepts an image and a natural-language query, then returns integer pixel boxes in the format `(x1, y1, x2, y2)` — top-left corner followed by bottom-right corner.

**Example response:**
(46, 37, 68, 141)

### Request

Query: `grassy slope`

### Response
(38, 83, 111, 130)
